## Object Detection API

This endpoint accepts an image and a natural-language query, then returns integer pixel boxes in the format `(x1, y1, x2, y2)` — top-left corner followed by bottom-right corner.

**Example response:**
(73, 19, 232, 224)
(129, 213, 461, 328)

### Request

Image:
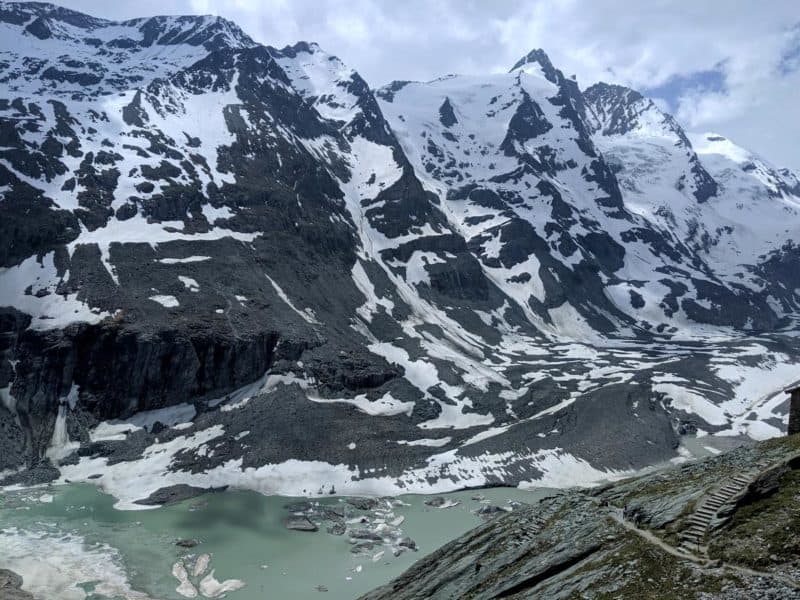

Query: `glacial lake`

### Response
(0, 484, 554, 600)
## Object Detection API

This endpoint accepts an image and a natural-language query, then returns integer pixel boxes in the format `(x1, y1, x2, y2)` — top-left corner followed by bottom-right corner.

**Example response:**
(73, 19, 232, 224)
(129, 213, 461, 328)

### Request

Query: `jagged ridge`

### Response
(0, 2, 799, 504)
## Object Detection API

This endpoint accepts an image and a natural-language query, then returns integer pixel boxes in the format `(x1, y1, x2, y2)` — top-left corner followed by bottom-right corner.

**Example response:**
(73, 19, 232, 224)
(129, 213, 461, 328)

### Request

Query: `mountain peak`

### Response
(584, 81, 667, 138)
(585, 81, 718, 202)
(0, 3, 257, 97)
(119, 13, 255, 51)
(509, 48, 559, 82)
(510, 48, 553, 72)
(0, 1, 109, 29)
(0, 2, 255, 51)
(584, 82, 644, 105)
(275, 40, 323, 57)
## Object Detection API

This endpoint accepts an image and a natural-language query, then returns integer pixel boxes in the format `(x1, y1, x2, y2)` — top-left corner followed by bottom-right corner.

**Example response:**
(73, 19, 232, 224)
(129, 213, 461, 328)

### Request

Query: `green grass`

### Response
(566, 533, 731, 600)
(708, 466, 800, 570)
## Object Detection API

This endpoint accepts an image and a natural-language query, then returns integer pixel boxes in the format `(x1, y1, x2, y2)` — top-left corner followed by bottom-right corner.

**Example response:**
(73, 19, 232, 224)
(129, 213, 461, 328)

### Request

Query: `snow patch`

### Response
(178, 276, 200, 292)
(148, 295, 180, 308)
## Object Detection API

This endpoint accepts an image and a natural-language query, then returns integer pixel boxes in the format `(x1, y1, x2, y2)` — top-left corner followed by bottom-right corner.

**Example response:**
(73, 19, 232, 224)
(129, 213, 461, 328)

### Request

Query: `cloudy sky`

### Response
(61, 0, 800, 170)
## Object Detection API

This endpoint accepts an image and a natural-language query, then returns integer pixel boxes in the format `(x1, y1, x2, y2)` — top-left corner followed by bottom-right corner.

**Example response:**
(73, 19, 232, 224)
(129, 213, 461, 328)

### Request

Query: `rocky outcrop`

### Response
(133, 484, 228, 506)
(0, 312, 283, 472)
(364, 435, 800, 599)
(0, 569, 34, 600)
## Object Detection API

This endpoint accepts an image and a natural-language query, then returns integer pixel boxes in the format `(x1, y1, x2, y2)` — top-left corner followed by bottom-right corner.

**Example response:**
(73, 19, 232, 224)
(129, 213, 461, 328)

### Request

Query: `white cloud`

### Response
(58, 0, 800, 170)
(328, 15, 370, 43)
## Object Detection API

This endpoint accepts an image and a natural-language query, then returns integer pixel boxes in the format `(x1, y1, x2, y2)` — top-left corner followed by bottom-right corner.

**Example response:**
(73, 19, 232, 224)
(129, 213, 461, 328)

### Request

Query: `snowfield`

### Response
(1, 4, 799, 502)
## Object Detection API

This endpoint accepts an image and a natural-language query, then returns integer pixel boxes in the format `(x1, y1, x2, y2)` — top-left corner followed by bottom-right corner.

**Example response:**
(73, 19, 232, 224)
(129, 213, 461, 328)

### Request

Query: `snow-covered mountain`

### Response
(1, 2, 799, 504)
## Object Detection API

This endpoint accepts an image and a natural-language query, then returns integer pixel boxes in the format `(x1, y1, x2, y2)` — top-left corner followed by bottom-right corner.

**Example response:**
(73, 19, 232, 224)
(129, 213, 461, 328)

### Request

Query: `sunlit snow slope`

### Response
(1, 3, 800, 503)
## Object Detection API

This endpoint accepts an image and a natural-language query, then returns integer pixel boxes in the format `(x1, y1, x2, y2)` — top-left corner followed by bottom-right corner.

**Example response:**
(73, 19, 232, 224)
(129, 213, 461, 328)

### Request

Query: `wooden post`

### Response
(788, 386, 800, 436)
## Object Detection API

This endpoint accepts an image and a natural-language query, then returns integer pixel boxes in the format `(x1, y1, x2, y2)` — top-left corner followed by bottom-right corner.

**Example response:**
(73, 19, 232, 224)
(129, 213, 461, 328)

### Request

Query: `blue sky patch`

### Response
(642, 62, 728, 112)
(778, 24, 800, 75)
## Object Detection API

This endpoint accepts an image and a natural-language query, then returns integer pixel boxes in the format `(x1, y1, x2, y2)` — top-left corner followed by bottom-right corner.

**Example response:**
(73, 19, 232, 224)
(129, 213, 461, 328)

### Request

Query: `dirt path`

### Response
(606, 507, 800, 590)
(607, 507, 702, 561)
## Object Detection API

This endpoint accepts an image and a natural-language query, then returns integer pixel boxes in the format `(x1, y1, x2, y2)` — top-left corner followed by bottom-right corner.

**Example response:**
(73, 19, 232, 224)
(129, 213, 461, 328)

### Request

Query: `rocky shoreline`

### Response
(364, 434, 800, 599)
(0, 569, 34, 600)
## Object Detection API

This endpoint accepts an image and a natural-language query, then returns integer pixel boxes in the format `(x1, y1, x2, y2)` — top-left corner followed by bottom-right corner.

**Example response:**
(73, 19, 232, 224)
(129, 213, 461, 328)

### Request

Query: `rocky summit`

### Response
(364, 434, 800, 599)
(1, 1, 800, 505)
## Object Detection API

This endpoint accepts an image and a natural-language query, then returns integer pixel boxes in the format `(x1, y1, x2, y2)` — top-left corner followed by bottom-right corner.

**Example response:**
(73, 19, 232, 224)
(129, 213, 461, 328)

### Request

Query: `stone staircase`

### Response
(678, 473, 753, 556)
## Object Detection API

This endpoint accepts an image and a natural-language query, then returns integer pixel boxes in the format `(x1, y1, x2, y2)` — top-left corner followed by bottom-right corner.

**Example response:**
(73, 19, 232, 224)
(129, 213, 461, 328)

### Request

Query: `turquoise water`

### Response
(0, 484, 554, 599)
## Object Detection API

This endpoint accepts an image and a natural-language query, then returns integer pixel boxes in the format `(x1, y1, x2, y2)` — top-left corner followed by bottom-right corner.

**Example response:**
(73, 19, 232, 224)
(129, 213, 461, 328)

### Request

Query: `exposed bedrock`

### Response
(364, 436, 800, 599)
(0, 309, 285, 471)
(0, 569, 34, 600)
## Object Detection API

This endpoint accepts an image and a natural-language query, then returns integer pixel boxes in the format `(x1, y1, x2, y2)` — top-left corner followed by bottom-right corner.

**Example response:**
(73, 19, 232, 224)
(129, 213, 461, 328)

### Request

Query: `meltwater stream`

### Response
(0, 484, 554, 599)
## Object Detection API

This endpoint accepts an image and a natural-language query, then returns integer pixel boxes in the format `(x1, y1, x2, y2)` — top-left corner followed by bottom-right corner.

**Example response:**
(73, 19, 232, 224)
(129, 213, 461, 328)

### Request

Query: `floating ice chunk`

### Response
(198, 570, 245, 598)
(0, 528, 155, 600)
(172, 561, 198, 598)
(193, 554, 211, 578)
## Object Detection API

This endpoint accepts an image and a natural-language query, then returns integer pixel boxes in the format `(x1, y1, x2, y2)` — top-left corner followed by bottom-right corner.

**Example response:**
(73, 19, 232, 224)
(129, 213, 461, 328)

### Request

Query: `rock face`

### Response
(133, 483, 227, 506)
(284, 516, 318, 532)
(0, 569, 34, 600)
(364, 435, 800, 599)
(1, 4, 800, 500)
